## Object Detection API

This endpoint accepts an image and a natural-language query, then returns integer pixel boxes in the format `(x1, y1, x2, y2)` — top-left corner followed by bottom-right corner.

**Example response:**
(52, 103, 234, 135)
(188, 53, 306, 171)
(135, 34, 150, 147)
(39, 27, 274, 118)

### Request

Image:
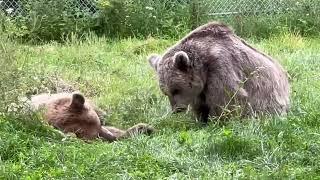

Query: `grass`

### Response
(0, 32, 320, 179)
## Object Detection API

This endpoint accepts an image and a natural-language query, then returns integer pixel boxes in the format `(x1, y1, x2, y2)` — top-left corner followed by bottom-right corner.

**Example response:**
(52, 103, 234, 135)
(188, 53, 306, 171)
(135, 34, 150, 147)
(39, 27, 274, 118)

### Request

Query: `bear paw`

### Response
(126, 123, 155, 137)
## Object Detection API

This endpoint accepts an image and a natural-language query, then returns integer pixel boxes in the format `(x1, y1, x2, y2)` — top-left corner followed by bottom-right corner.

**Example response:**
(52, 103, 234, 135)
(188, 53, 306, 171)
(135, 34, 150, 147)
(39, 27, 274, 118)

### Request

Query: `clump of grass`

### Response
(0, 35, 26, 113)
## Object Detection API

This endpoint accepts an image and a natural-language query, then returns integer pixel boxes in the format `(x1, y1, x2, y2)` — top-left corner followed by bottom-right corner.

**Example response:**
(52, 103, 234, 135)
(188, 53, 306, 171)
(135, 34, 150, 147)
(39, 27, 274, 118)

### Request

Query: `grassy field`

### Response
(0, 32, 320, 179)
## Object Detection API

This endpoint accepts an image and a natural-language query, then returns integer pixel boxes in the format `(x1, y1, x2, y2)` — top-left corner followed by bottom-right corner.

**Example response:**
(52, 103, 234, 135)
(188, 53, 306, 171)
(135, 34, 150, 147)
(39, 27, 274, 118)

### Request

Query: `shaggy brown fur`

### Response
(30, 92, 154, 142)
(148, 22, 290, 123)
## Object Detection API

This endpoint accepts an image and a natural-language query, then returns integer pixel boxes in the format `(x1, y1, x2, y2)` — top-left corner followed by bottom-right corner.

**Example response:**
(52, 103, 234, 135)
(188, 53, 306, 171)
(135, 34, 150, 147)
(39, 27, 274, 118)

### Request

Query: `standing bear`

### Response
(148, 22, 290, 123)
(29, 92, 154, 142)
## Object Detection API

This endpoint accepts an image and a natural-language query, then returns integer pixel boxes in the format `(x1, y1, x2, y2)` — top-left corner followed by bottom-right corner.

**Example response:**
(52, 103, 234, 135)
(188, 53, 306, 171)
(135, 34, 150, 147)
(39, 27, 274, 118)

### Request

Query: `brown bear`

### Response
(148, 22, 290, 123)
(29, 92, 154, 142)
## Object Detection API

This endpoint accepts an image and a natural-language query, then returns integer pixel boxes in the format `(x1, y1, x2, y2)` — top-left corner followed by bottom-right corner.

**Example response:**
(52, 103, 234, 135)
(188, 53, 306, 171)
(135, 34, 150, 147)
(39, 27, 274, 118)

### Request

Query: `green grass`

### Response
(0, 32, 320, 179)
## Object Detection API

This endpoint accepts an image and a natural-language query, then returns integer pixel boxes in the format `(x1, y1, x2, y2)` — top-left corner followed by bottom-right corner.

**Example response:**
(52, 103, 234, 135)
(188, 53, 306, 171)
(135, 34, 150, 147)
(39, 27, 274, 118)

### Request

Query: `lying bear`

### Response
(148, 22, 290, 123)
(29, 92, 154, 142)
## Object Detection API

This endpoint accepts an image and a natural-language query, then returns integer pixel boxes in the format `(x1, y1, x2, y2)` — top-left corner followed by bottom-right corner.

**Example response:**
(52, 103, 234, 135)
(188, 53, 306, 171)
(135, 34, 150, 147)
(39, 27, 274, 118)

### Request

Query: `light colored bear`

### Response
(29, 92, 154, 141)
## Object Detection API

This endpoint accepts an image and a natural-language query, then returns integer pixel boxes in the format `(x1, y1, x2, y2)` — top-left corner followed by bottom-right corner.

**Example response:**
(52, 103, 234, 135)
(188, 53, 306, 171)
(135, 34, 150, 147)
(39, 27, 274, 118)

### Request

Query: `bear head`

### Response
(148, 51, 205, 113)
(45, 93, 101, 139)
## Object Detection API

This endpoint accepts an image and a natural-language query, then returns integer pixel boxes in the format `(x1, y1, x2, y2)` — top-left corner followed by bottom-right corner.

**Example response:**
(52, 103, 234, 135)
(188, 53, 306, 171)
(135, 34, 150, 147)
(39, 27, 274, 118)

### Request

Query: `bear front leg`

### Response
(124, 123, 155, 137)
(99, 123, 155, 142)
(205, 66, 249, 120)
(192, 92, 210, 124)
(192, 102, 210, 124)
(103, 126, 127, 139)
(99, 126, 118, 142)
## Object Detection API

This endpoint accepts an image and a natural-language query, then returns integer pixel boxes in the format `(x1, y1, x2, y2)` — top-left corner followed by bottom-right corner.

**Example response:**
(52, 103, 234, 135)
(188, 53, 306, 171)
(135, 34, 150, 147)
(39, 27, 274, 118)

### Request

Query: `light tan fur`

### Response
(29, 92, 154, 142)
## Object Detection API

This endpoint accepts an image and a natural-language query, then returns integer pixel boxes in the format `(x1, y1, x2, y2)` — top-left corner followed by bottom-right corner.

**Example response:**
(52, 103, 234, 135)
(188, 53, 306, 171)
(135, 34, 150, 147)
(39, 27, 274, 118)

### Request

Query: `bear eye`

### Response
(171, 89, 180, 96)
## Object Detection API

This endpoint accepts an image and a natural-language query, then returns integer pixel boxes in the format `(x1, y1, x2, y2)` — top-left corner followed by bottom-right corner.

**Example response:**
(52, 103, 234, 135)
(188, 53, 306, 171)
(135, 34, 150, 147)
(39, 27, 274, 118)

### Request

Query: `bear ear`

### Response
(70, 93, 85, 110)
(174, 51, 190, 71)
(148, 54, 161, 71)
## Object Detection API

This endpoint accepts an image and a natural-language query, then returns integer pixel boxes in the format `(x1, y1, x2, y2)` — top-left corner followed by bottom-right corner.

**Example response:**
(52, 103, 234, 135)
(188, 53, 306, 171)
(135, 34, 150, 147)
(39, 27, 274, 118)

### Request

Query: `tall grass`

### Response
(1, 0, 319, 41)
(0, 35, 24, 112)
